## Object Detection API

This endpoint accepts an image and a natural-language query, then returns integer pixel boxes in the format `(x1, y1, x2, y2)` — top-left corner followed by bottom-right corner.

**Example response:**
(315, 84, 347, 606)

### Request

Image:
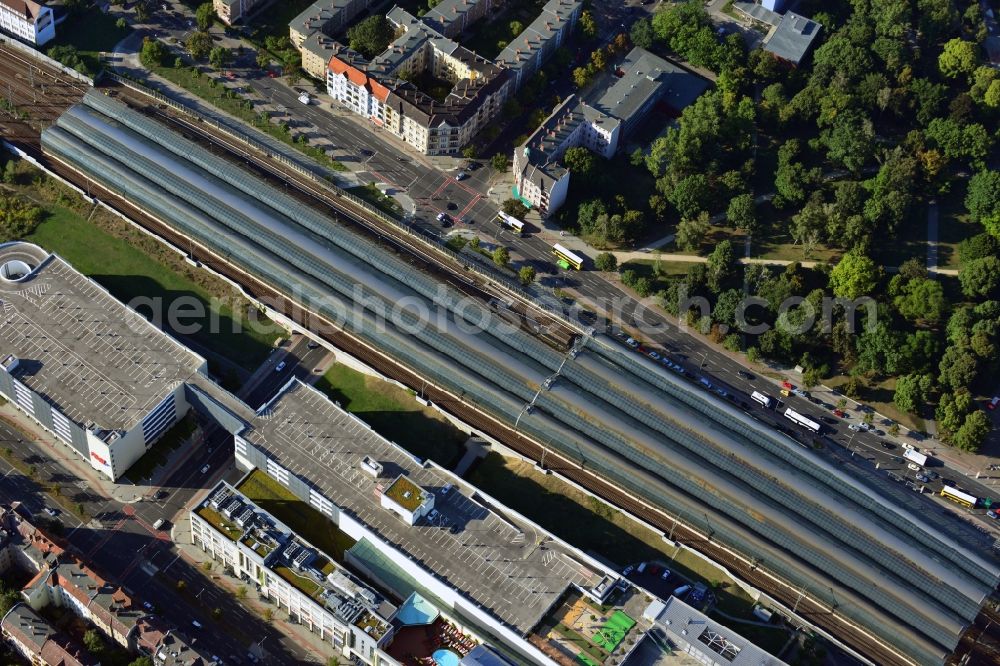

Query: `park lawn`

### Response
(870, 206, 929, 270)
(348, 183, 403, 218)
(824, 375, 925, 433)
(314, 364, 467, 467)
(47, 6, 131, 74)
(150, 63, 346, 172)
(238, 469, 357, 561)
(936, 195, 981, 270)
(750, 205, 839, 263)
(25, 203, 282, 373)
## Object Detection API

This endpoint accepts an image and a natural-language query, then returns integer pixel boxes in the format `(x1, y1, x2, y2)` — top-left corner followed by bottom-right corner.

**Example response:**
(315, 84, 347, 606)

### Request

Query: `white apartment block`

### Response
(0, 0, 55, 46)
(191, 482, 396, 665)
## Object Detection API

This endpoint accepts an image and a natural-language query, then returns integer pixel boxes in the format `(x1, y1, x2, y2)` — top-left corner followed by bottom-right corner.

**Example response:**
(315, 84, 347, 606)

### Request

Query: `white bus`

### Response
(783, 407, 821, 433)
(552, 243, 584, 270)
(751, 391, 774, 409)
(496, 211, 525, 236)
(940, 485, 977, 508)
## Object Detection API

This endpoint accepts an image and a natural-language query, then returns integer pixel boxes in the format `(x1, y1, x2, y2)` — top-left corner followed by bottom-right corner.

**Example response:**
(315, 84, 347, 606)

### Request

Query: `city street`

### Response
(0, 407, 321, 663)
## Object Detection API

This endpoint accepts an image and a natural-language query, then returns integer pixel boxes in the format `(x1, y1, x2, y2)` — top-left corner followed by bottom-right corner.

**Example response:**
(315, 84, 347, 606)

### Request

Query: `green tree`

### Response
(578, 10, 597, 39)
(822, 111, 875, 175)
(518, 265, 536, 286)
(0, 195, 42, 241)
(263, 608, 274, 623)
(176, 579, 187, 592)
(668, 173, 711, 219)
(563, 147, 597, 182)
(965, 170, 1000, 223)
(491, 153, 509, 172)
(211, 607, 223, 620)
(893, 373, 933, 414)
(959, 256, 1000, 298)
(83, 629, 103, 655)
(195, 2, 214, 31)
(236, 585, 247, 600)
(116, 17, 127, 30)
(139, 37, 167, 68)
(501, 198, 527, 218)
(492, 246, 510, 268)
(726, 193, 758, 234)
(594, 252, 617, 272)
(630, 18, 654, 49)
(509, 20, 524, 37)
(129, 657, 155, 666)
(347, 15, 395, 59)
(187, 31, 212, 61)
(675, 211, 709, 252)
(953, 410, 990, 452)
(936, 390, 971, 434)
(892, 277, 949, 325)
(938, 344, 978, 390)
(706, 240, 737, 294)
(829, 251, 879, 299)
(938, 38, 979, 78)
(209, 46, 232, 70)
(958, 233, 1000, 263)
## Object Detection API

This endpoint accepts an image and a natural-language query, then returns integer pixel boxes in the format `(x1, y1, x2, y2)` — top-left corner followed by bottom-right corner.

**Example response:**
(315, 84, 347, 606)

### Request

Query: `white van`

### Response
(672, 584, 691, 597)
(153, 518, 165, 530)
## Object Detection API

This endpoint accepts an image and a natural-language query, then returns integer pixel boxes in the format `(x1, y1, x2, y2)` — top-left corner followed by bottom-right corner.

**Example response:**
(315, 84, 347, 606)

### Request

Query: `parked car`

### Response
(832, 408, 847, 418)
(781, 381, 794, 390)
(622, 564, 635, 576)
(43, 507, 58, 517)
(647, 350, 660, 361)
(988, 397, 999, 411)
(455, 171, 468, 180)
(625, 337, 639, 348)
(880, 441, 896, 450)
(200, 464, 210, 474)
(274, 361, 286, 372)
(791, 388, 808, 398)
(915, 473, 930, 483)
(849, 423, 862, 431)
(736, 370, 754, 380)
(661, 568, 671, 580)
(907, 462, 921, 471)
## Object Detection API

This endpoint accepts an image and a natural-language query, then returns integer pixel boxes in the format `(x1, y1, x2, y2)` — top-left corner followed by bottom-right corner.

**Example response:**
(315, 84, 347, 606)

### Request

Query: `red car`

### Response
(781, 381, 794, 390)
(833, 409, 846, 418)
(988, 397, 999, 411)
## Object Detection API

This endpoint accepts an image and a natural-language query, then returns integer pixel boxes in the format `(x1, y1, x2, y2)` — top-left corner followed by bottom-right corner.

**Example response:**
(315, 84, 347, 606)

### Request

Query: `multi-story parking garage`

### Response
(39, 90, 1000, 665)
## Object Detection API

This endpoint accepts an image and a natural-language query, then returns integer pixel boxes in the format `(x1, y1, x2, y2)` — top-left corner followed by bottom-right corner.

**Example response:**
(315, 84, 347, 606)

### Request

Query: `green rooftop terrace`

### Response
(196, 506, 242, 541)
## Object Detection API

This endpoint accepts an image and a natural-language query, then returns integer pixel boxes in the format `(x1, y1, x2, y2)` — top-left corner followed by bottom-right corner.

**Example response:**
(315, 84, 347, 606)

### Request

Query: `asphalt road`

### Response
(0, 419, 315, 664)
(240, 334, 331, 411)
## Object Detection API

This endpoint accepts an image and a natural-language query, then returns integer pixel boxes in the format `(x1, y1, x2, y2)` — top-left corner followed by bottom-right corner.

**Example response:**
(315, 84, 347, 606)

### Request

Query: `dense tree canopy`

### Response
(348, 16, 395, 59)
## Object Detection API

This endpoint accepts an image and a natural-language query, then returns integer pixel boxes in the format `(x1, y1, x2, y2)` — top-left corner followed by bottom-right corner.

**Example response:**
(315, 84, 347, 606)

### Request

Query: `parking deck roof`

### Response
(0, 242, 206, 432)
(240, 379, 607, 632)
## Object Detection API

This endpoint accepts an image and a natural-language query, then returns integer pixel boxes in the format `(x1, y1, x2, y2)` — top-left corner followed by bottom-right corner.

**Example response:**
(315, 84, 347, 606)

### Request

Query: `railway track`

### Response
(36, 107, 936, 666)
(116, 87, 578, 349)
(0, 45, 87, 145)
(9, 61, 995, 663)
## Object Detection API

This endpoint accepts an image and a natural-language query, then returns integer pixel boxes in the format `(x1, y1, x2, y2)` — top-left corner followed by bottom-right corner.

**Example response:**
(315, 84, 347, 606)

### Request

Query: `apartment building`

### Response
(0, 0, 55, 46)
(289, 0, 374, 78)
(513, 48, 708, 216)
(191, 482, 397, 665)
(213, 0, 269, 26)
(422, 0, 501, 38)
(325, 7, 509, 155)
(496, 0, 581, 92)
